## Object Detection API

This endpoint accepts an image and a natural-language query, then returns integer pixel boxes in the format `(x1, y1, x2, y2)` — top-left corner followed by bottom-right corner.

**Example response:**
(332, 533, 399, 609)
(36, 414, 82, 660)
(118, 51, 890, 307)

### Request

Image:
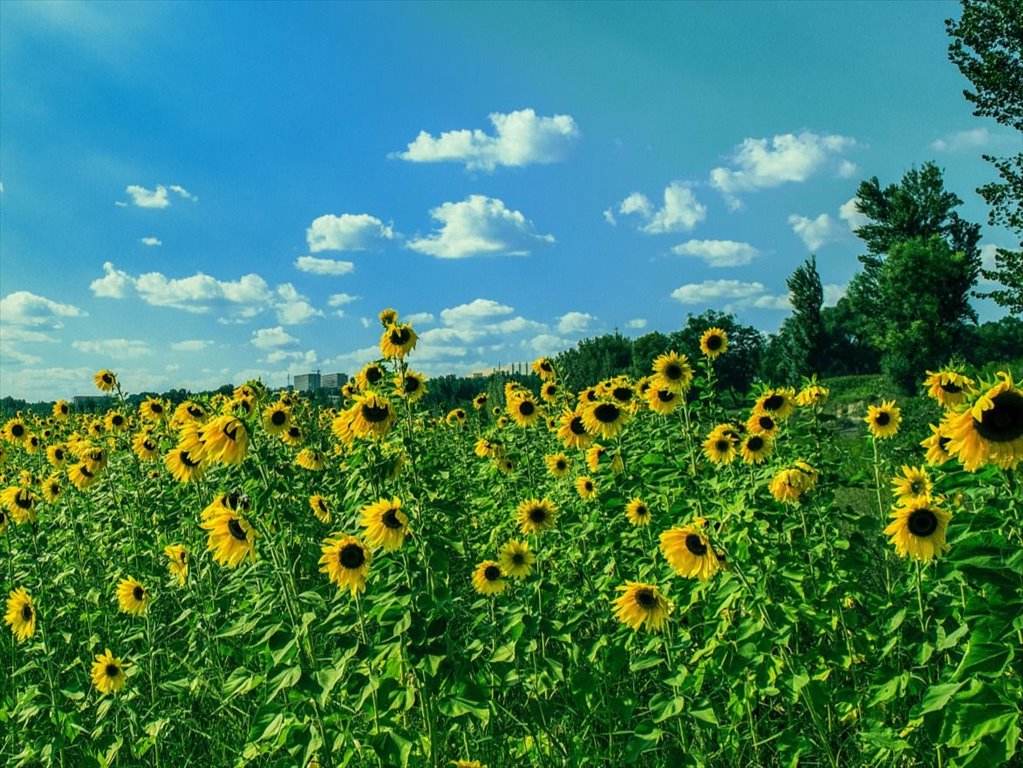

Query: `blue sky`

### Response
(0, 0, 1016, 401)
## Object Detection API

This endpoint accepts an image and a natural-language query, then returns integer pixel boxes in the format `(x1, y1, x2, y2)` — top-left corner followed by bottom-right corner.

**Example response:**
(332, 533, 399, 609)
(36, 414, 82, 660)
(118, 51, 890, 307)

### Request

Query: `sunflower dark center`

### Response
(133, 586, 145, 601)
(635, 588, 657, 608)
(747, 436, 765, 451)
(875, 411, 891, 426)
(635, 505, 648, 517)
(389, 328, 411, 345)
(940, 381, 963, 394)
(271, 410, 287, 426)
(705, 335, 723, 351)
(405, 377, 420, 392)
(21, 604, 32, 621)
(763, 394, 784, 410)
(594, 403, 620, 423)
(974, 390, 1023, 443)
(316, 499, 328, 513)
(528, 506, 547, 523)
(540, 362, 553, 373)
(556, 460, 567, 470)
(512, 553, 525, 565)
(227, 518, 248, 541)
(484, 565, 501, 581)
(758, 416, 775, 431)
(612, 387, 632, 402)
(518, 401, 535, 416)
(59, 405, 68, 414)
(144, 440, 156, 451)
(12, 424, 25, 437)
(102, 374, 113, 384)
(180, 451, 200, 468)
(685, 534, 708, 555)
(80, 466, 94, 479)
(664, 363, 683, 380)
(224, 423, 239, 441)
(656, 390, 674, 402)
(908, 508, 939, 537)
(188, 405, 203, 418)
(288, 427, 301, 438)
(366, 368, 384, 385)
(112, 415, 124, 426)
(584, 481, 593, 491)
(14, 492, 32, 510)
(570, 416, 586, 435)
(151, 403, 163, 414)
(909, 480, 923, 495)
(938, 435, 950, 451)
(105, 663, 119, 678)
(382, 508, 403, 529)
(340, 544, 365, 569)
(362, 403, 391, 423)
(715, 440, 730, 453)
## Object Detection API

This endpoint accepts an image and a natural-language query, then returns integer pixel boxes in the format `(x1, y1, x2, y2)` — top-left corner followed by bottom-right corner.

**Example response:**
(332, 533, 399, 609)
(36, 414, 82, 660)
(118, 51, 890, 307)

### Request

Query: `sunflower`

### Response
(173, 400, 208, 425)
(116, 576, 150, 617)
(891, 465, 933, 504)
(452, 761, 488, 768)
(262, 403, 292, 436)
(52, 400, 71, 420)
(921, 423, 953, 466)
(699, 327, 728, 359)
(625, 497, 652, 527)
(753, 388, 797, 421)
(474, 438, 505, 459)
(296, 449, 326, 471)
(130, 432, 158, 462)
(865, 400, 902, 439)
(24, 434, 41, 454)
(702, 432, 738, 466)
(795, 382, 830, 408)
(508, 393, 542, 428)
(199, 415, 249, 465)
(4, 587, 36, 643)
(200, 511, 257, 567)
(884, 499, 951, 561)
(45, 443, 67, 468)
(924, 369, 975, 409)
(164, 545, 188, 586)
(557, 409, 593, 450)
(498, 539, 535, 579)
(68, 462, 100, 491)
(356, 362, 388, 392)
(740, 433, 774, 465)
(612, 581, 672, 632)
(660, 524, 720, 581)
(651, 352, 694, 394)
(93, 369, 117, 392)
(319, 535, 372, 595)
(585, 444, 607, 473)
(745, 411, 779, 439)
(0, 510, 7, 535)
(645, 386, 680, 415)
(164, 447, 206, 483)
(139, 397, 167, 422)
(581, 399, 630, 440)
(545, 452, 571, 478)
(378, 307, 399, 326)
(3, 418, 28, 443)
(200, 491, 251, 521)
(359, 497, 409, 551)
(309, 495, 332, 524)
(281, 424, 304, 446)
(516, 498, 557, 535)
(472, 393, 489, 410)
(42, 474, 62, 503)
(446, 408, 467, 427)
(91, 649, 129, 695)
(380, 323, 418, 359)
(394, 370, 428, 402)
(942, 372, 1023, 471)
(81, 445, 109, 473)
(471, 561, 507, 596)
(530, 356, 555, 380)
(1, 486, 38, 525)
(575, 475, 598, 500)
(769, 463, 819, 504)
(350, 393, 397, 439)
(540, 381, 559, 403)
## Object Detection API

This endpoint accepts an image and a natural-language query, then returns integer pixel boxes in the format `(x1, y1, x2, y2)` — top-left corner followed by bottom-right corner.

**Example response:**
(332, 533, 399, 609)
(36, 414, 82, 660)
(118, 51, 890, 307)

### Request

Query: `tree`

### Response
(947, 0, 1023, 312)
(668, 310, 765, 395)
(554, 332, 633, 392)
(778, 256, 826, 382)
(629, 331, 671, 378)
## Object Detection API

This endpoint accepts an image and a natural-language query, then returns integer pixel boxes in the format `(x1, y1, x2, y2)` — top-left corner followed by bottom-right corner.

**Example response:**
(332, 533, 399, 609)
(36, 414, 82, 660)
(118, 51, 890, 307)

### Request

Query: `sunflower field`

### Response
(2, 311, 1021, 768)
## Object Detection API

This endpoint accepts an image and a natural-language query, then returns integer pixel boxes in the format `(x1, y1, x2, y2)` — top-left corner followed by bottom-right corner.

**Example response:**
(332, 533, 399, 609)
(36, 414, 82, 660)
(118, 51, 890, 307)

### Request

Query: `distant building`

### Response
(294, 372, 321, 392)
(469, 363, 530, 378)
(320, 372, 348, 390)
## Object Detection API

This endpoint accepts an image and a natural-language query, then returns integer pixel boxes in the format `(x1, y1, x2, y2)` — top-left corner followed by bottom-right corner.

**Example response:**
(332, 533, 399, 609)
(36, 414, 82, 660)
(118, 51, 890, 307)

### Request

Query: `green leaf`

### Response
(955, 642, 1013, 679)
(266, 666, 302, 701)
(912, 682, 965, 717)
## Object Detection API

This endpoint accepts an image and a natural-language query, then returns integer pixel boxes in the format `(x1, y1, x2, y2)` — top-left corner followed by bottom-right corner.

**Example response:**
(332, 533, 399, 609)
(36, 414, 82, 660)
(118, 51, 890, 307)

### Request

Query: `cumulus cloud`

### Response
(671, 239, 759, 267)
(407, 195, 554, 259)
(670, 280, 789, 312)
(295, 256, 355, 276)
(140, 237, 162, 246)
(394, 108, 579, 171)
(327, 292, 360, 307)
(264, 349, 318, 365)
(306, 213, 396, 252)
(839, 196, 869, 231)
(788, 213, 842, 251)
(931, 127, 991, 152)
(626, 318, 647, 329)
(530, 333, 572, 355)
(251, 326, 298, 350)
(405, 312, 434, 325)
(0, 344, 42, 366)
(710, 131, 856, 208)
(0, 290, 87, 328)
(557, 311, 596, 334)
(122, 183, 196, 209)
(169, 185, 197, 201)
(440, 298, 514, 327)
(72, 338, 152, 358)
(90, 263, 319, 324)
(615, 182, 706, 234)
(0, 327, 58, 343)
(823, 283, 847, 307)
(171, 339, 212, 352)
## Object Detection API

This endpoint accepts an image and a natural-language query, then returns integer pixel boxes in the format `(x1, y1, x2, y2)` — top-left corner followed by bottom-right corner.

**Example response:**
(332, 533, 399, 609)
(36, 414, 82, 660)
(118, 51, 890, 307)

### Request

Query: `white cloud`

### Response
(306, 213, 396, 252)
(405, 312, 434, 325)
(626, 318, 647, 329)
(275, 284, 323, 325)
(0, 290, 87, 327)
(407, 195, 554, 258)
(140, 237, 162, 246)
(671, 239, 759, 267)
(171, 339, 213, 352)
(0, 344, 43, 366)
(251, 326, 298, 350)
(670, 279, 791, 312)
(710, 131, 857, 208)
(823, 283, 847, 307)
(838, 160, 858, 178)
(839, 196, 869, 231)
(169, 184, 197, 201)
(125, 184, 169, 208)
(440, 298, 514, 327)
(557, 311, 596, 334)
(264, 349, 318, 365)
(752, 294, 792, 310)
(72, 338, 152, 358)
(616, 182, 706, 234)
(394, 108, 579, 171)
(530, 333, 572, 355)
(0, 327, 58, 343)
(788, 213, 842, 251)
(90, 262, 134, 298)
(295, 255, 355, 276)
(327, 292, 360, 307)
(931, 127, 990, 152)
(603, 208, 617, 225)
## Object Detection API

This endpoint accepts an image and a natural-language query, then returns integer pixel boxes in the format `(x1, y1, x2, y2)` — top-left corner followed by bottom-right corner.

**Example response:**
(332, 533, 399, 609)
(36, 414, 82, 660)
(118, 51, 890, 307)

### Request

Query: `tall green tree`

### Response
(947, 0, 1023, 312)
(779, 256, 826, 381)
(554, 332, 633, 392)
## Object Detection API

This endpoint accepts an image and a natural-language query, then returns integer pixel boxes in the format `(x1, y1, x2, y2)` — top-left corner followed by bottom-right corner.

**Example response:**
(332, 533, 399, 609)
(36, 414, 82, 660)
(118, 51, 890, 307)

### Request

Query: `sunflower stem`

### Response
(871, 437, 894, 599)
